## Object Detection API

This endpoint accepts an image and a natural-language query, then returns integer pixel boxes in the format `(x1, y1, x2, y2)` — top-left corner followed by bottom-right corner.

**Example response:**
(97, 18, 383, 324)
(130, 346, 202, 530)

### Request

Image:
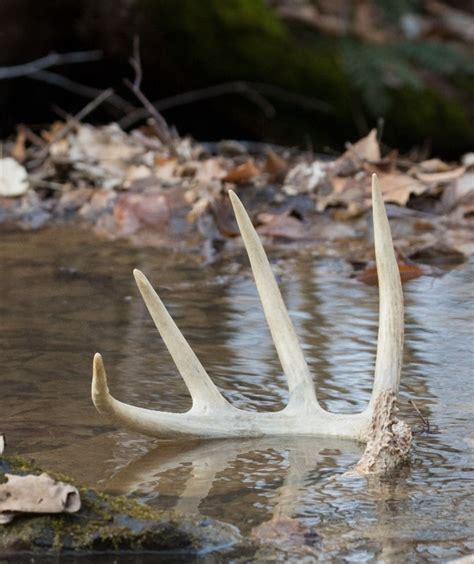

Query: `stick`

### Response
(30, 89, 114, 165)
(0, 50, 102, 80)
(124, 36, 174, 146)
(29, 70, 134, 113)
(409, 399, 430, 432)
(120, 80, 330, 129)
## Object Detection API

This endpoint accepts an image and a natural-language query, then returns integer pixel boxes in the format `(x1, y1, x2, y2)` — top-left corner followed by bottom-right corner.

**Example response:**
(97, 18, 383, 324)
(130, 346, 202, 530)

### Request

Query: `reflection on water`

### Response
(0, 226, 473, 560)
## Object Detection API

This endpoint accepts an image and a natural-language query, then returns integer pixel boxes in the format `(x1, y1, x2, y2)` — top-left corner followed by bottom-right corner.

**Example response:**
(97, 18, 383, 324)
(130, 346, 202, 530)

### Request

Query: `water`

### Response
(1, 226, 473, 561)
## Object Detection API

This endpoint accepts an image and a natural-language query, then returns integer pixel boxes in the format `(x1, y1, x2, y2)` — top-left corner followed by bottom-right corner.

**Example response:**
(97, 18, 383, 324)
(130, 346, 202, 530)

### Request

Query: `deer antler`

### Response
(92, 174, 404, 442)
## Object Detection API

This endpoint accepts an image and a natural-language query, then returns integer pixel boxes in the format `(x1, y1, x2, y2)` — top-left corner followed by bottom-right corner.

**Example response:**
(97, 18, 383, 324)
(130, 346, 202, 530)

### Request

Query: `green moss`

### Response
(0, 456, 238, 555)
(134, 0, 473, 155)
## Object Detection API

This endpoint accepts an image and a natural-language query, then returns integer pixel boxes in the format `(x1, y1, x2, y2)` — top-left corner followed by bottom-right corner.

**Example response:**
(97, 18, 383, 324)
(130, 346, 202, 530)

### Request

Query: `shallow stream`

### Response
(1, 226, 473, 561)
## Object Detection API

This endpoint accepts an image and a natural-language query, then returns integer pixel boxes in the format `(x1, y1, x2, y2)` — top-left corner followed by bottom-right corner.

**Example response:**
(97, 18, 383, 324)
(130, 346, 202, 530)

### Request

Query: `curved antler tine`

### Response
(370, 174, 404, 405)
(133, 269, 229, 412)
(91, 353, 205, 437)
(228, 190, 317, 409)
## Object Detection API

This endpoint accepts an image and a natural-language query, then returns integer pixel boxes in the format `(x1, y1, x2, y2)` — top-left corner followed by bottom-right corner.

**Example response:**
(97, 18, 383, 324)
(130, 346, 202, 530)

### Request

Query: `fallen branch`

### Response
(124, 37, 175, 147)
(120, 80, 330, 129)
(0, 50, 102, 80)
(29, 70, 134, 113)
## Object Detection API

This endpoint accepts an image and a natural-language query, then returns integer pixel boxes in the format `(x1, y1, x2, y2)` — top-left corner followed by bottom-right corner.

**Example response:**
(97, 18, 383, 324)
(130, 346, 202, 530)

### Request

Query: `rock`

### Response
(0, 456, 240, 556)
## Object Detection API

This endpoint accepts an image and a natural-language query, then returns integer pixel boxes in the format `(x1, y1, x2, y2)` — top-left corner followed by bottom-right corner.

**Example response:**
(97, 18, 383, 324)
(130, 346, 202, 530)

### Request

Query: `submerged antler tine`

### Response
(370, 174, 404, 403)
(228, 190, 317, 409)
(133, 269, 228, 411)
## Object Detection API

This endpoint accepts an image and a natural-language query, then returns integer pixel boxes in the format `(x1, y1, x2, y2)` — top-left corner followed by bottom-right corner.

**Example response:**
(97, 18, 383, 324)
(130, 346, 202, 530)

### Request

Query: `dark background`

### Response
(1, 0, 473, 157)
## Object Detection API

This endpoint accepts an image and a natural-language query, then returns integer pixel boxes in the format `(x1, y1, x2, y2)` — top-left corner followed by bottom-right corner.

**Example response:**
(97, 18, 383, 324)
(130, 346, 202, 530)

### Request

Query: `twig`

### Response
(124, 36, 174, 146)
(30, 89, 114, 166)
(29, 70, 134, 113)
(18, 125, 47, 148)
(28, 178, 65, 191)
(120, 80, 330, 129)
(0, 50, 102, 80)
(409, 399, 430, 433)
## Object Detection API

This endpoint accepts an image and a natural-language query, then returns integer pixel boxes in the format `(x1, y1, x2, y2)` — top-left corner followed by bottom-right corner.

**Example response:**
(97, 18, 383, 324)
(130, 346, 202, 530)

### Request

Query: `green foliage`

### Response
(341, 38, 473, 114)
(136, 0, 473, 154)
(376, 0, 420, 22)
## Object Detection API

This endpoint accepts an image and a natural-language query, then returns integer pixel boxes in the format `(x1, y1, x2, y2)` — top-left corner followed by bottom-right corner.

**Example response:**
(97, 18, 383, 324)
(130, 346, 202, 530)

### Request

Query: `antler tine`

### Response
(133, 269, 229, 412)
(370, 174, 404, 405)
(228, 190, 317, 410)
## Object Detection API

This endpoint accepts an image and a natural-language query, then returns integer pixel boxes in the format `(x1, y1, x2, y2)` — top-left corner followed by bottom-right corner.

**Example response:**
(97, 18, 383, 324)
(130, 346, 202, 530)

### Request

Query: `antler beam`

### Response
(91, 174, 404, 442)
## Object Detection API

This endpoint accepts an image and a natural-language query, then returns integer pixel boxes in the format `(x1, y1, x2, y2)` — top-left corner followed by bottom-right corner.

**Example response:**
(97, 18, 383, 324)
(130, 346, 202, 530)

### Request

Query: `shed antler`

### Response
(92, 174, 404, 442)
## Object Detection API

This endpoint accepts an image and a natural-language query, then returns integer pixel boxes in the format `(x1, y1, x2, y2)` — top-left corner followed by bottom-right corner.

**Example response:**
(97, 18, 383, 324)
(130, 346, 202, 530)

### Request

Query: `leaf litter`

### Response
(1, 124, 473, 282)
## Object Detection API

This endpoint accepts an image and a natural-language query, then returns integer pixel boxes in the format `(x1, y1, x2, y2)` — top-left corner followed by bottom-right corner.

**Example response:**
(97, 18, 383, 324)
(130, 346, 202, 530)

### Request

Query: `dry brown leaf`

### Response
(0, 473, 81, 524)
(154, 158, 178, 182)
(416, 166, 466, 185)
(347, 128, 381, 163)
(377, 173, 427, 206)
(257, 211, 309, 240)
(331, 129, 381, 176)
(12, 129, 26, 162)
(419, 158, 452, 173)
(223, 159, 260, 183)
(317, 176, 366, 212)
(284, 161, 327, 195)
(41, 121, 65, 142)
(113, 191, 170, 236)
(193, 158, 227, 183)
(357, 262, 428, 286)
(441, 171, 474, 211)
(263, 149, 288, 179)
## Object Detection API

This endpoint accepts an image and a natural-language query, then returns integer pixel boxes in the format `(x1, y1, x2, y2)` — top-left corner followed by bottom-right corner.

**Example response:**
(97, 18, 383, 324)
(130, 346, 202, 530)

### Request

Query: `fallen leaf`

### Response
(193, 158, 227, 183)
(263, 149, 288, 179)
(12, 129, 27, 162)
(416, 166, 466, 184)
(284, 161, 327, 195)
(347, 128, 381, 163)
(223, 159, 259, 183)
(113, 191, 170, 236)
(317, 175, 366, 212)
(441, 171, 474, 211)
(57, 187, 94, 215)
(257, 211, 309, 240)
(357, 261, 428, 285)
(41, 121, 65, 142)
(0, 473, 80, 524)
(0, 158, 29, 197)
(79, 188, 117, 222)
(154, 158, 178, 182)
(377, 173, 427, 206)
(331, 129, 381, 175)
(419, 158, 452, 173)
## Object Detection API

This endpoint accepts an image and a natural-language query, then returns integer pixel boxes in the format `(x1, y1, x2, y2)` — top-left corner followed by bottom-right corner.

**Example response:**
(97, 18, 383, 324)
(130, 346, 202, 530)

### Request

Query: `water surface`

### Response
(1, 226, 473, 561)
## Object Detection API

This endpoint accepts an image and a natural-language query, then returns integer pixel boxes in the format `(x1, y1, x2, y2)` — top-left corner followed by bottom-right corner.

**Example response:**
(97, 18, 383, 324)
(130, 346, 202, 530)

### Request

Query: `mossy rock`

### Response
(0, 457, 239, 556)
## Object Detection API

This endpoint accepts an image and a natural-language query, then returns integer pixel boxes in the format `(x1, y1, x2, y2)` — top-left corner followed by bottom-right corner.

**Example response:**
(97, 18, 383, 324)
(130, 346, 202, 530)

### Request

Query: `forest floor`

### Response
(1, 121, 473, 284)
